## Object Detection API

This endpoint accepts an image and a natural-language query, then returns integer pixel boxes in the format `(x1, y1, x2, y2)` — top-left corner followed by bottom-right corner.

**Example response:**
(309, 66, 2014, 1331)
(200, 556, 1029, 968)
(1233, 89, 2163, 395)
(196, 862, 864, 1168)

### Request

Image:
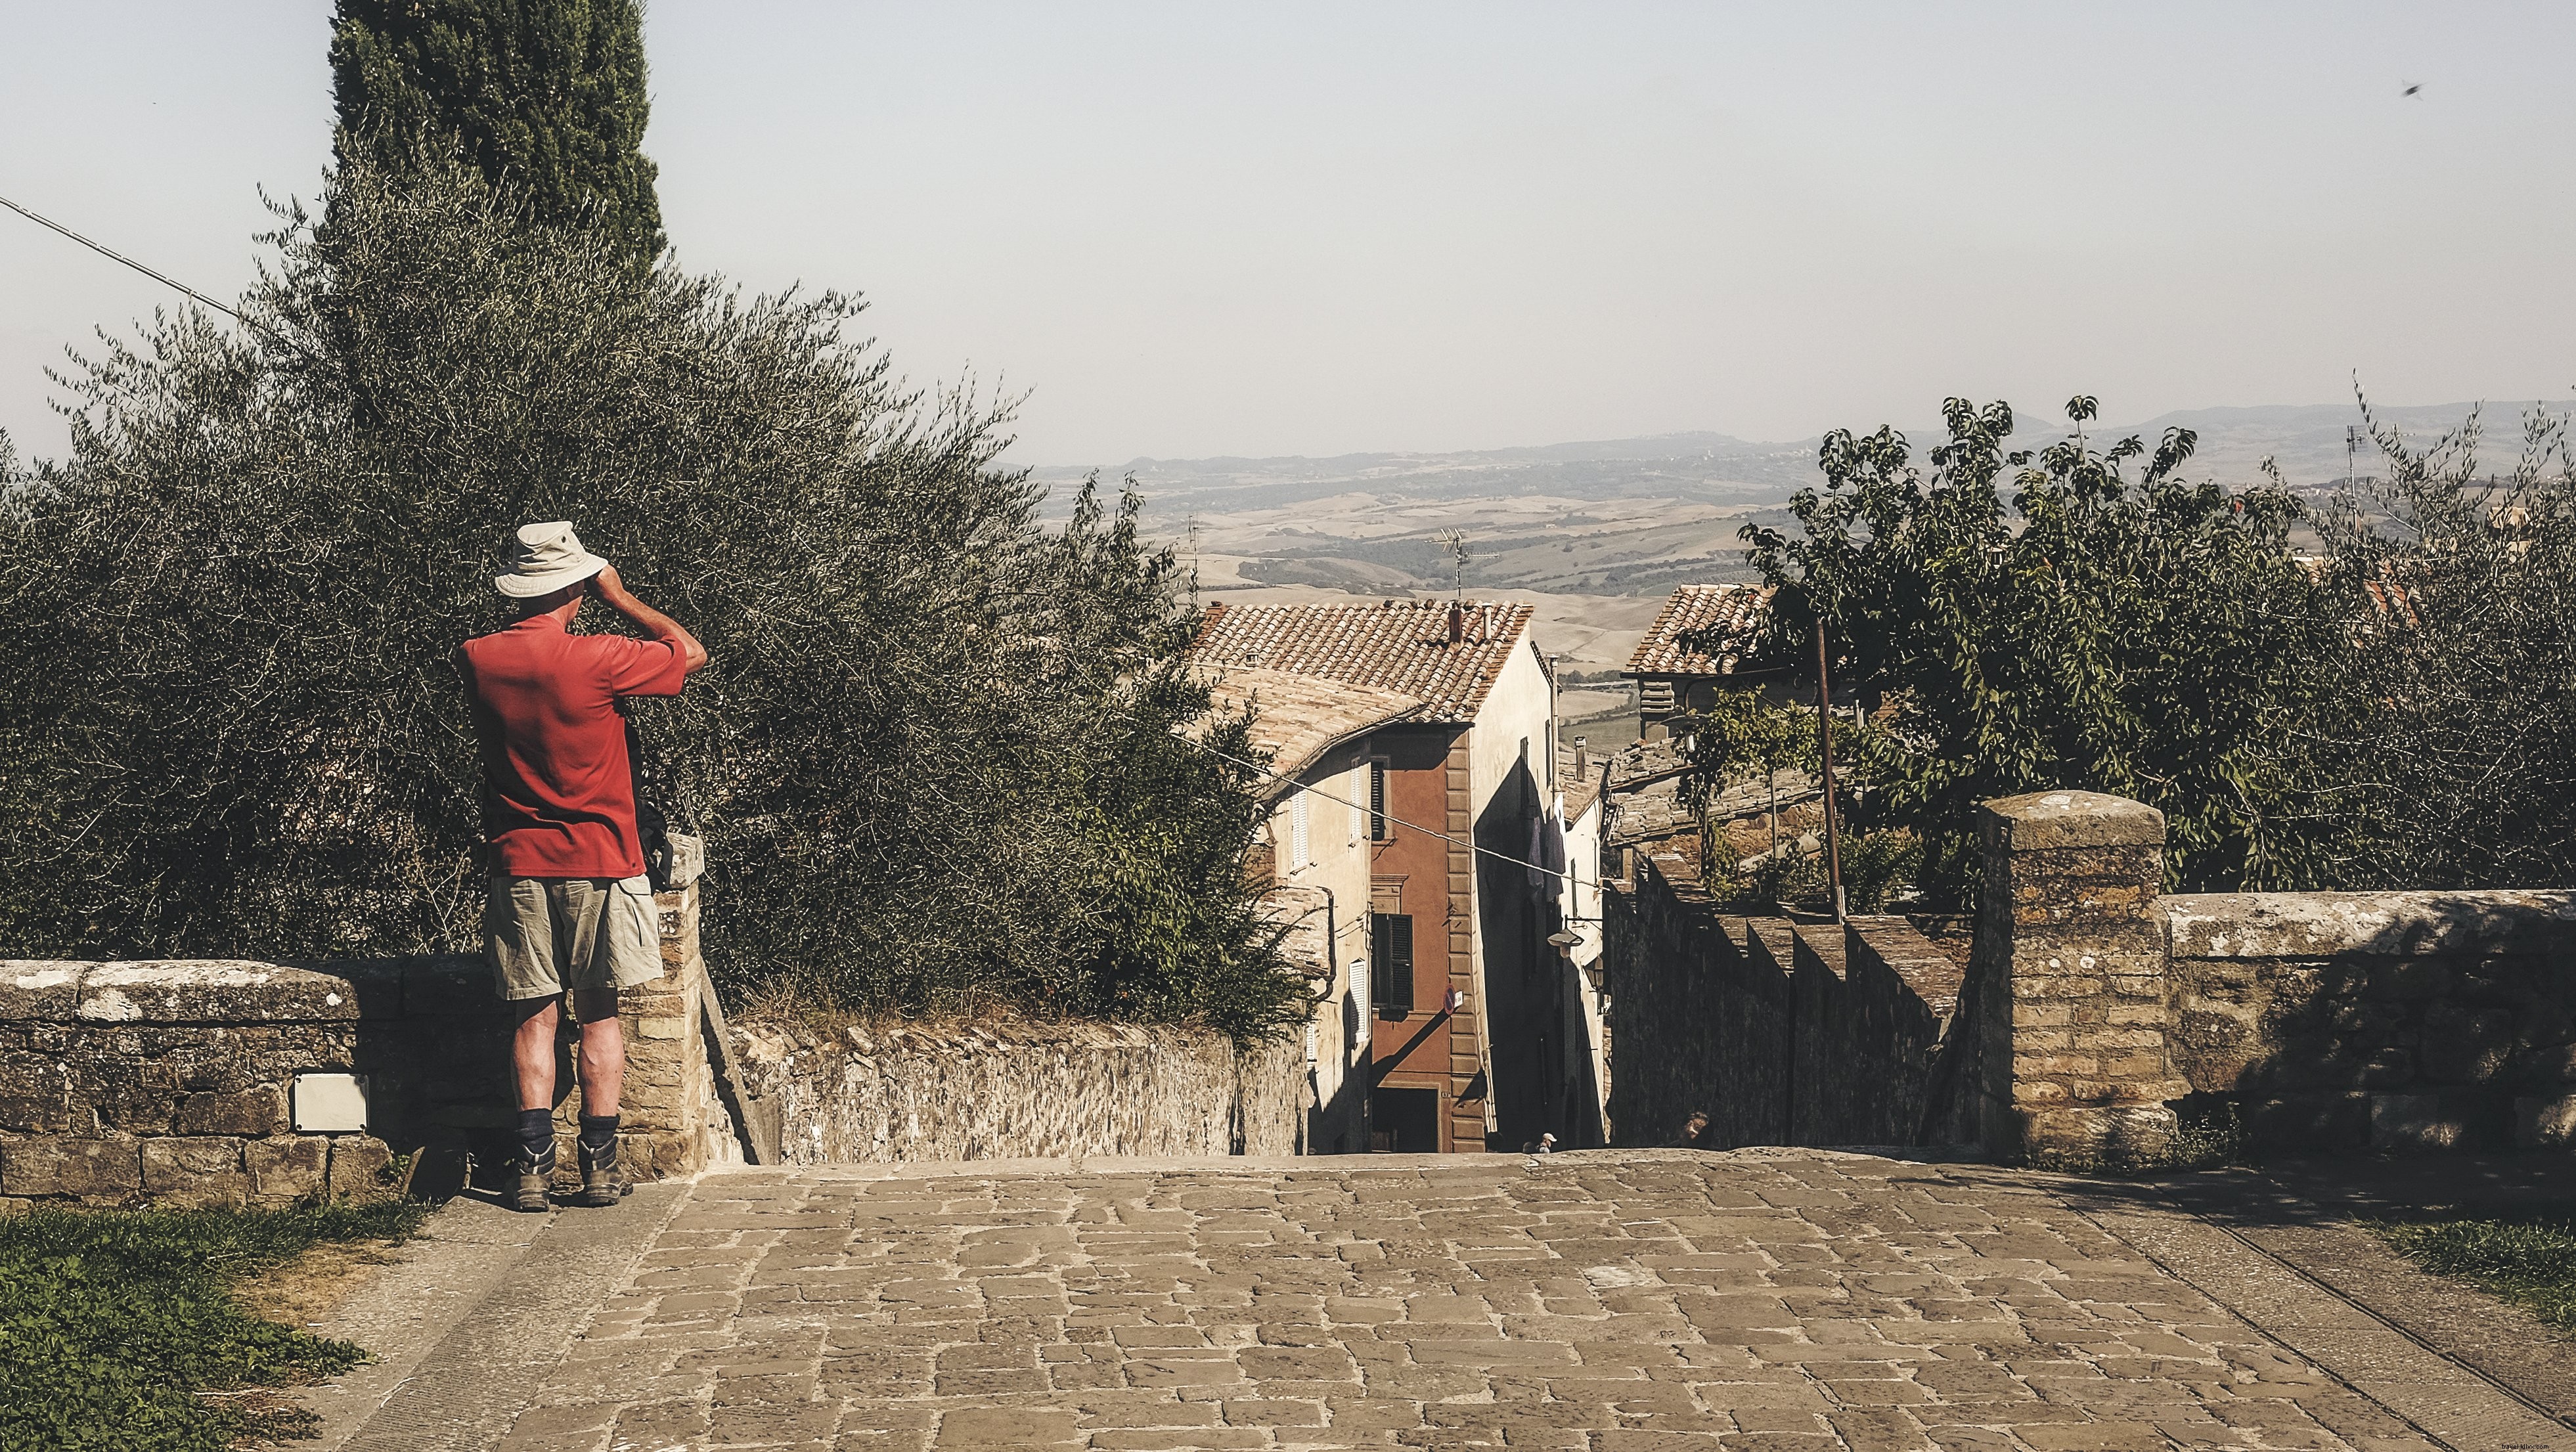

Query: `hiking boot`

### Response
(577, 1135, 634, 1208)
(510, 1146, 556, 1214)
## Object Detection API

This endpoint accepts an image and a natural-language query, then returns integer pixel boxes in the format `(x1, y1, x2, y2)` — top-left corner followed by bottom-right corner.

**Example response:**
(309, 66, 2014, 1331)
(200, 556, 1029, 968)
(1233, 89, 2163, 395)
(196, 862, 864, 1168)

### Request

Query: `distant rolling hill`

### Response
(1033, 399, 2567, 517)
(1029, 399, 2571, 627)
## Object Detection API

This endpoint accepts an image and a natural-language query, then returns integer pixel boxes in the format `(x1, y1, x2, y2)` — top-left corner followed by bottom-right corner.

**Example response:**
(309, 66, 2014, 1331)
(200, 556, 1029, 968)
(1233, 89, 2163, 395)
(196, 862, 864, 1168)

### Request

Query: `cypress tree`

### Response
(330, 0, 665, 264)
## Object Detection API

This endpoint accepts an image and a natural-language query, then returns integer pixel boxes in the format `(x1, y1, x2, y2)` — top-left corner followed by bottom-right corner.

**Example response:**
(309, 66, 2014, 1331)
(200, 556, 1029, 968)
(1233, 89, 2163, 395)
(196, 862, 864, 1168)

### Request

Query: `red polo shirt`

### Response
(459, 613, 689, 879)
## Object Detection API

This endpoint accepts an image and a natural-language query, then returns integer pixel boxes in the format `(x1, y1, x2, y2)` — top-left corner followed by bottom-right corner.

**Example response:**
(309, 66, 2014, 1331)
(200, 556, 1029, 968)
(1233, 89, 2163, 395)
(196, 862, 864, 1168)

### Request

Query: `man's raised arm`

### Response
(592, 565, 710, 674)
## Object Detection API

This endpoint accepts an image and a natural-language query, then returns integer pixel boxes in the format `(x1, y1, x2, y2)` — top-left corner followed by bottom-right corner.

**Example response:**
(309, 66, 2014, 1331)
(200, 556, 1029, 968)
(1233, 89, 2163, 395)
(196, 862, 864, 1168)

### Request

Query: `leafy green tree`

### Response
(330, 0, 664, 264)
(1674, 686, 1810, 857)
(1735, 397, 2343, 906)
(2307, 399, 2576, 888)
(0, 157, 1299, 1040)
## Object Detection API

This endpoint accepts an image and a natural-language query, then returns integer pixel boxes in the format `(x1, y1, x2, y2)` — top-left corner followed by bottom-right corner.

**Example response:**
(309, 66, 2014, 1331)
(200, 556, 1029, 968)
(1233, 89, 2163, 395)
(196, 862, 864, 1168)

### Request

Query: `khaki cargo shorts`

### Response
(485, 874, 665, 1001)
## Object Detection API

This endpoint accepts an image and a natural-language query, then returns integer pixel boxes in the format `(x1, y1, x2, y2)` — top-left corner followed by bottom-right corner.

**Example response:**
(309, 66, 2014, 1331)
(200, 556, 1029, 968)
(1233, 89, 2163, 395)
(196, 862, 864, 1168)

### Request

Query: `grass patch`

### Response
(2376, 1216, 2576, 1335)
(0, 1199, 429, 1451)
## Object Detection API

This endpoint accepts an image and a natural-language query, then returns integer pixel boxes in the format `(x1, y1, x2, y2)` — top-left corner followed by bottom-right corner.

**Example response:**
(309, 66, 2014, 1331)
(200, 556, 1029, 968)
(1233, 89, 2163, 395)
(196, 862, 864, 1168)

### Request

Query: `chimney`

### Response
(1446, 601, 1464, 646)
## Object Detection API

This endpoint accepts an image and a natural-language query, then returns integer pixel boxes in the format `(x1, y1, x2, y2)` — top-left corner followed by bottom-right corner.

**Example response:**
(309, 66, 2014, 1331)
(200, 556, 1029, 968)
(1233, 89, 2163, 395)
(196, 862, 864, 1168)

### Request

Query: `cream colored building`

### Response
(1194, 600, 1583, 1153)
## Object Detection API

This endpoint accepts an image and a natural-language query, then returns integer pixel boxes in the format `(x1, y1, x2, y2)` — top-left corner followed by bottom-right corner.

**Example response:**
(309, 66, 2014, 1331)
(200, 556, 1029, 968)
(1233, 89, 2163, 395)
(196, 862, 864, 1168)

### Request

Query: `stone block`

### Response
(85, 1057, 181, 1133)
(403, 957, 500, 1017)
(2, 1135, 143, 1199)
(2420, 1004, 2516, 1083)
(78, 961, 361, 1023)
(142, 1137, 248, 1204)
(175, 1084, 288, 1137)
(2515, 1094, 2576, 1148)
(2365, 959, 2455, 1001)
(324, 1136, 393, 1200)
(0, 961, 83, 1020)
(246, 1134, 329, 1202)
(661, 833, 706, 890)
(0, 1055, 74, 1132)
(2012, 1102, 2175, 1166)
(2242, 1093, 2369, 1155)
(2368, 1091, 2501, 1151)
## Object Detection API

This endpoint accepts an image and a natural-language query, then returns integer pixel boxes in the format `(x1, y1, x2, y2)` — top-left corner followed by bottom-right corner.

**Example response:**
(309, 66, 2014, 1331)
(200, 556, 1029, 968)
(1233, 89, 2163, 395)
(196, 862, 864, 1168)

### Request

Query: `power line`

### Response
(0, 191, 317, 363)
(1184, 732, 1606, 900)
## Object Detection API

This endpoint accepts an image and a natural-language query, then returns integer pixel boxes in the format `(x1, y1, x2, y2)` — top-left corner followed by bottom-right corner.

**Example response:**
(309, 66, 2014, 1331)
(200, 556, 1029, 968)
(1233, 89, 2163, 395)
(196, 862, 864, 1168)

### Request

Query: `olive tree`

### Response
(0, 158, 1300, 1039)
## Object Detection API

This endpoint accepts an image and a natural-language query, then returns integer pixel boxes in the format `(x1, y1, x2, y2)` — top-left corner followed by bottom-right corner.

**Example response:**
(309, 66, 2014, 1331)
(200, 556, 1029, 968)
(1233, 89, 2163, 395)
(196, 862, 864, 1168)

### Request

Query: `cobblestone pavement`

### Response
(338, 1149, 2573, 1451)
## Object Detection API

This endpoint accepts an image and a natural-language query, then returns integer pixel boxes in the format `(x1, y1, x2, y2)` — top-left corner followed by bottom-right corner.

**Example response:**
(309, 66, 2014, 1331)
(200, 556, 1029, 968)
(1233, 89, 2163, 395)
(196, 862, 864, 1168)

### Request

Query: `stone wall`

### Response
(0, 841, 738, 1206)
(2166, 889, 2576, 1155)
(725, 1017, 1310, 1163)
(1961, 791, 2576, 1162)
(1601, 850, 1963, 1150)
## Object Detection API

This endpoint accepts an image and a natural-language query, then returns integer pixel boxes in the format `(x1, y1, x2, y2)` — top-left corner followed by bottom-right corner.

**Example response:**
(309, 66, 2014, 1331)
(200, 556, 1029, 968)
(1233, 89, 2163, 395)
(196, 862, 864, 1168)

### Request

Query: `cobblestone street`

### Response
(309, 1150, 2575, 1452)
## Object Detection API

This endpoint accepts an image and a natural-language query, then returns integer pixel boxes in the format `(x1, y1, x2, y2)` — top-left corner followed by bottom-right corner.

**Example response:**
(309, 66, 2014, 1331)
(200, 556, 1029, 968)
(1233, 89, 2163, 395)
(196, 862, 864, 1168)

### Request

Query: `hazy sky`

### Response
(5, 3, 2571, 467)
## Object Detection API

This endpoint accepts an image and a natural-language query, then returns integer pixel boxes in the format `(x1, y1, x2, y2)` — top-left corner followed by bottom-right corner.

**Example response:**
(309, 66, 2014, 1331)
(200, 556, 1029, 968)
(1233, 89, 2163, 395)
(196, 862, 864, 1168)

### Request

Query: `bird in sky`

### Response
(2402, 82, 2422, 97)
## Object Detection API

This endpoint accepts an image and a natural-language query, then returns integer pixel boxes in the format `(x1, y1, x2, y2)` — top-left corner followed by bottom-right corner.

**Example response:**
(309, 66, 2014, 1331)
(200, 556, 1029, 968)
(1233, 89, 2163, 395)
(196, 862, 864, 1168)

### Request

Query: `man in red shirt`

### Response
(460, 522, 709, 1212)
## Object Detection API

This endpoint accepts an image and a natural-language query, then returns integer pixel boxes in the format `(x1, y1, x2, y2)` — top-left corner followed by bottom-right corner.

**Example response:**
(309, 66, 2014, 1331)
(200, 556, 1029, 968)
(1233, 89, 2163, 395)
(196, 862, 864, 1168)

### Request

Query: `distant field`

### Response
(1055, 401, 2544, 690)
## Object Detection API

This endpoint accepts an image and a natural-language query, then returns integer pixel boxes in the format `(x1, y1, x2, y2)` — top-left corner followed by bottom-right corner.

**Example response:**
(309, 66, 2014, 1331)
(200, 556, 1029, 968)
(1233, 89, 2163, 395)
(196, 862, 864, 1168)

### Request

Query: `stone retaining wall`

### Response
(1962, 791, 2576, 1163)
(1601, 853, 1965, 1151)
(726, 1017, 1308, 1164)
(2167, 889, 2576, 1155)
(0, 843, 734, 1206)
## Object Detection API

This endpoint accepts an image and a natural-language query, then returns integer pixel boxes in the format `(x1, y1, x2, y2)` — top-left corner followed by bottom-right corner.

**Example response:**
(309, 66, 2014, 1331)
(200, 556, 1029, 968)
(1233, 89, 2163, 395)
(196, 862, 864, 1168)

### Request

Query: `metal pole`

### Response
(1814, 617, 1846, 922)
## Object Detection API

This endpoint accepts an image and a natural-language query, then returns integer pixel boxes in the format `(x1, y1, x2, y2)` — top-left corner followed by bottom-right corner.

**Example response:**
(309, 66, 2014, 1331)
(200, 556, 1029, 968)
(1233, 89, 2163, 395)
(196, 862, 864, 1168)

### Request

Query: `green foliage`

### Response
(0, 1200, 426, 1451)
(1739, 397, 2343, 906)
(332, 0, 663, 265)
(1674, 688, 1813, 809)
(2305, 401, 2576, 888)
(0, 157, 1301, 1041)
(2379, 1216, 2576, 1334)
(1704, 826, 1919, 915)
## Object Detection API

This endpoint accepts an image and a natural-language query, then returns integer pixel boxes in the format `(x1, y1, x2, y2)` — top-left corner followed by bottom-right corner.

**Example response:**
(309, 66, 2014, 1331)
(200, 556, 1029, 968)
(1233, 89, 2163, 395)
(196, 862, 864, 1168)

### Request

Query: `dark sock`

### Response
(517, 1109, 555, 1166)
(579, 1113, 619, 1160)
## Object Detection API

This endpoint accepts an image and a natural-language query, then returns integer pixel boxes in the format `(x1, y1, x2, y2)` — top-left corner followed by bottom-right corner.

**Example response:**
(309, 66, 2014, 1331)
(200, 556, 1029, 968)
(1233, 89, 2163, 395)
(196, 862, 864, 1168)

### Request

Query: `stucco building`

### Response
(1623, 583, 1778, 733)
(1194, 599, 1595, 1153)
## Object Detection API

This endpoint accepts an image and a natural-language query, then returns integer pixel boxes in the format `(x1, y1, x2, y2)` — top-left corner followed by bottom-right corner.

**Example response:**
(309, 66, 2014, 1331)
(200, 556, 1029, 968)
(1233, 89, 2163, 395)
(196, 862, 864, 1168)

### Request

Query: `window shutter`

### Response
(1369, 761, 1388, 840)
(1370, 914, 1414, 1012)
(1290, 791, 1309, 869)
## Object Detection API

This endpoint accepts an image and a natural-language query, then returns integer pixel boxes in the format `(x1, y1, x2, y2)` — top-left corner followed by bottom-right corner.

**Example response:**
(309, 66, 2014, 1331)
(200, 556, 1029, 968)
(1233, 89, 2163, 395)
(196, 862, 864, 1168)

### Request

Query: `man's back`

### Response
(460, 613, 684, 880)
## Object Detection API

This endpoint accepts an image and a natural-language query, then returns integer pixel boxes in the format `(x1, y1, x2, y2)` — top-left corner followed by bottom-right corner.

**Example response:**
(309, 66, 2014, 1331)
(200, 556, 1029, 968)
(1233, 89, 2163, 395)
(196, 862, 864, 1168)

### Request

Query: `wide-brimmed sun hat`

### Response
(495, 521, 610, 598)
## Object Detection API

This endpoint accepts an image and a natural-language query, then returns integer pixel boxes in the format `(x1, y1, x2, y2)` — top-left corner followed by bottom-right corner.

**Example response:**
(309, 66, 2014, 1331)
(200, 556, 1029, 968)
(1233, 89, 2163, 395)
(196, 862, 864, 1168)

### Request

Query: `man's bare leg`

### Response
(508, 996, 562, 1211)
(512, 996, 561, 1109)
(573, 988, 623, 1116)
(572, 988, 632, 1205)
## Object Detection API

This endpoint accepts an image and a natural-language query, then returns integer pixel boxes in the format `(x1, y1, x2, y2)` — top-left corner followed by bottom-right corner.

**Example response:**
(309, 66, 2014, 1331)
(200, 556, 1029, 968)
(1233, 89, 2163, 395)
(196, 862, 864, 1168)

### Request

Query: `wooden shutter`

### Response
(1371, 913, 1414, 1013)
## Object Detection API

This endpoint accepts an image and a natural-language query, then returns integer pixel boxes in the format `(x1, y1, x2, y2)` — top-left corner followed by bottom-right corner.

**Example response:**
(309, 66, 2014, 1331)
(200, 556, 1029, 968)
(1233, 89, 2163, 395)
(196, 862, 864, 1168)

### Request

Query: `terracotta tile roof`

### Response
(1195, 666, 1423, 796)
(1624, 584, 1775, 678)
(1191, 600, 1536, 724)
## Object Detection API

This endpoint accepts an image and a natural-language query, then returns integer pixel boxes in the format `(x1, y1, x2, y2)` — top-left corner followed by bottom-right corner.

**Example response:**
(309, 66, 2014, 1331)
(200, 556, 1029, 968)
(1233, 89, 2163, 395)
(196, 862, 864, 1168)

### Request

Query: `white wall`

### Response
(1258, 734, 1389, 1155)
(1462, 634, 1559, 1141)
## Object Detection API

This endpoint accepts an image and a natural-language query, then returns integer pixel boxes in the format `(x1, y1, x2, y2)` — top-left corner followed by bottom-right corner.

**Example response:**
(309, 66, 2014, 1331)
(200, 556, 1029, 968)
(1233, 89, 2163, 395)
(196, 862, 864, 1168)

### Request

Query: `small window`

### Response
(1368, 761, 1390, 841)
(1371, 913, 1414, 1015)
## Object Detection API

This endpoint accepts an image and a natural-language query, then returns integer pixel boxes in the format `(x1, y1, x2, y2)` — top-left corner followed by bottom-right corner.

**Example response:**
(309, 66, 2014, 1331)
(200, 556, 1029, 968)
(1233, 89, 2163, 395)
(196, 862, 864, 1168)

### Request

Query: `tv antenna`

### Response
(1436, 530, 1471, 598)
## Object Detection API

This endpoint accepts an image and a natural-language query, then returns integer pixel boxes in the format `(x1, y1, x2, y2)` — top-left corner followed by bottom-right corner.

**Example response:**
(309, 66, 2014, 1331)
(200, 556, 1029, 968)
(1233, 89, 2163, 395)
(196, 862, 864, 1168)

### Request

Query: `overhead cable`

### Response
(0, 191, 319, 363)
